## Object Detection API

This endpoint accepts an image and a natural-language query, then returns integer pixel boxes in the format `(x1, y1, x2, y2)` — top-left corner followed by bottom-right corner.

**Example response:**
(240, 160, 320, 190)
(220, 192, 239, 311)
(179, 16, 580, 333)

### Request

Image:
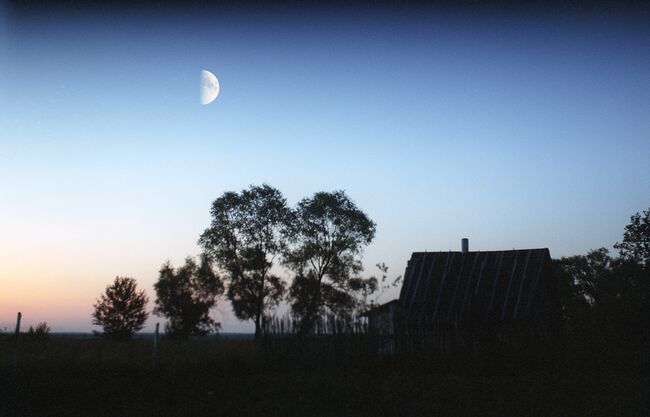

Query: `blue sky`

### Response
(1, 4, 648, 332)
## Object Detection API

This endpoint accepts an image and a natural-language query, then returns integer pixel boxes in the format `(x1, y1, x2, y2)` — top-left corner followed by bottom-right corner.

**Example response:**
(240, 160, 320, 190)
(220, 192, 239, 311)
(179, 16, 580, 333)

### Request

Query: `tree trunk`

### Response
(253, 264, 266, 341)
(299, 278, 323, 336)
(254, 314, 261, 340)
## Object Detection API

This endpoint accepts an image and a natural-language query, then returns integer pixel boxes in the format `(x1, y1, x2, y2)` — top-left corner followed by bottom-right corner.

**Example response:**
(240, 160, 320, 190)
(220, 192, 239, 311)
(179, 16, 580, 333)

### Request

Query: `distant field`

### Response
(0, 335, 644, 417)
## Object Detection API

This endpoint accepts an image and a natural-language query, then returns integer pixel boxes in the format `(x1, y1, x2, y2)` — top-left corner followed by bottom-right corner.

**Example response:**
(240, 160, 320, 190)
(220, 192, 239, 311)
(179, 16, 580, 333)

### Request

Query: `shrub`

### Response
(26, 322, 51, 340)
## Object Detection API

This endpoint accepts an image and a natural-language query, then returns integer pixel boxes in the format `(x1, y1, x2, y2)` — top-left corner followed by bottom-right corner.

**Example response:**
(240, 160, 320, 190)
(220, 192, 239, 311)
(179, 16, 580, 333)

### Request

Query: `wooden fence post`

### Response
(152, 322, 159, 371)
(10, 312, 22, 383)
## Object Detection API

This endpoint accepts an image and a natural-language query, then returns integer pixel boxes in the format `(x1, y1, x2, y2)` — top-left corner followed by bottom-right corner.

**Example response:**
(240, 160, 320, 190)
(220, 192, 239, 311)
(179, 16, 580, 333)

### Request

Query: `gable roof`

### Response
(398, 249, 555, 326)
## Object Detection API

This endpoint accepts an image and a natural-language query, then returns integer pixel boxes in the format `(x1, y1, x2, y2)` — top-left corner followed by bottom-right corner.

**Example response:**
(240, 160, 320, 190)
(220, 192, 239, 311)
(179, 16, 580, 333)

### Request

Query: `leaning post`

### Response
(10, 312, 22, 383)
(152, 322, 159, 371)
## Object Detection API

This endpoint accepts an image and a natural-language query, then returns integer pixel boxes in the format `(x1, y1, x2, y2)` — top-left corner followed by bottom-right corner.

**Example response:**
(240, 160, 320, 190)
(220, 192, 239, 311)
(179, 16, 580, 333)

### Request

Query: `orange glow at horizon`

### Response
(0, 252, 160, 331)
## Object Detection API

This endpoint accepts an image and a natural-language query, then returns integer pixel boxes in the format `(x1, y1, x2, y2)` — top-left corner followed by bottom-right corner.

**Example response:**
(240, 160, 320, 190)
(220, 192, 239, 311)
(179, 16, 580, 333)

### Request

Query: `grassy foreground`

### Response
(0, 336, 644, 417)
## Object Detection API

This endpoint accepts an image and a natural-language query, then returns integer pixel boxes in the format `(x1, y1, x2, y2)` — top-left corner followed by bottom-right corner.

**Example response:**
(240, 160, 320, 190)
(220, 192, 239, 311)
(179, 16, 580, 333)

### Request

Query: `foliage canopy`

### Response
(284, 190, 377, 334)
(92, 277, 149, 339)
(553, 207, 649, 345)
(614, 208, 650, 268)
(154, 255, 224, 338)
(199, 184, 291, 337)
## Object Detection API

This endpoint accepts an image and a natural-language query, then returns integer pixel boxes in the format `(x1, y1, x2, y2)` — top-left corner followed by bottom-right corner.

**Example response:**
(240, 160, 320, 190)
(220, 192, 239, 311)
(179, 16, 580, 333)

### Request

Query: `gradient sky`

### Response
(1, 2, 648, 332)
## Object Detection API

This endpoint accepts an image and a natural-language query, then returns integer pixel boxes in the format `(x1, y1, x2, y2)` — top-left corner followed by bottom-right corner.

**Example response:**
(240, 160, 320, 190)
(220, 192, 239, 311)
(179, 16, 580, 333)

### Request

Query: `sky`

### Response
(1, 1, 648, 332)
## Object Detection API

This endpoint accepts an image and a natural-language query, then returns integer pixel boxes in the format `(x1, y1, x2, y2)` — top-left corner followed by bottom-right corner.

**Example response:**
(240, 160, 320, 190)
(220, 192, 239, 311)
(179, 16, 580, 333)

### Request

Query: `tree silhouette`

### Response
(284, 190, 377, 335)
(553, 209, 650, 346)
(554, 247, 613, 306)
(92, 277, 149, 340)
(154, 255, 224, 338)
(614, 208, 649, 268)
(199, 184, 291, 339)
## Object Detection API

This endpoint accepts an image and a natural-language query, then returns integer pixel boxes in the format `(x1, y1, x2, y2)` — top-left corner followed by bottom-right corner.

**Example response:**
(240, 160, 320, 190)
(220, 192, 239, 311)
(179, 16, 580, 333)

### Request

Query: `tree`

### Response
(554, 247, 613, 306)
(199, 184, 291, 338)
(552, 248, 615, 334)
(284, 190, 377, 335)
(92, 277, 149, 340)
(613, 208, 650, 345)
(154, 255, 224, 338)
(614, 208, 650, 269)
(554, 210, 649, 345)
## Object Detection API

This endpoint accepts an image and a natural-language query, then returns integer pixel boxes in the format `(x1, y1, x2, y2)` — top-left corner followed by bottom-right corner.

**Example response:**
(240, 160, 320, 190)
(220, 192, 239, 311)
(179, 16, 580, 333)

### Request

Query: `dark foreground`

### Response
(0, 336, 644, 417)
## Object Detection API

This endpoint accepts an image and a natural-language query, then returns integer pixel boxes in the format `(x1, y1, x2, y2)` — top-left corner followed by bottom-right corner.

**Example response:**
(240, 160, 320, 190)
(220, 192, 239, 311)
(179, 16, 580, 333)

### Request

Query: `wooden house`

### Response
(367, 240, 562, 354)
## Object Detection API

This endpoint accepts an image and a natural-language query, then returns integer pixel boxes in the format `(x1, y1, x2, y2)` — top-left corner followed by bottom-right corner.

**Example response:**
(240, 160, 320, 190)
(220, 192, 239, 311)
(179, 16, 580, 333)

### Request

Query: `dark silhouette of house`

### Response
(367, 239, 562, 354)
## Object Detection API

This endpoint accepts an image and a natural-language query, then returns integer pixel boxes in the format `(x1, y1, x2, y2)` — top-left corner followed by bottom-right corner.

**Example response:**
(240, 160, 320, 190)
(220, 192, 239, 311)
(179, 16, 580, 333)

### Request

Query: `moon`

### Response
(200, 70, 219, 105)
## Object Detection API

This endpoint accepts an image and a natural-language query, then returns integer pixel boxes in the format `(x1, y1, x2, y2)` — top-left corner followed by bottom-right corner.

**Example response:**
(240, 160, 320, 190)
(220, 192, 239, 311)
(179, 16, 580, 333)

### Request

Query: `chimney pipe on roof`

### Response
(461, 238, 469, 253)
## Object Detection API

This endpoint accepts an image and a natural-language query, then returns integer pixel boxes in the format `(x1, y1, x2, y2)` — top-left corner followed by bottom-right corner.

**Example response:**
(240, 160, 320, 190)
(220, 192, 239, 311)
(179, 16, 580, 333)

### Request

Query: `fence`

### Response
(261, 314, 369, 336)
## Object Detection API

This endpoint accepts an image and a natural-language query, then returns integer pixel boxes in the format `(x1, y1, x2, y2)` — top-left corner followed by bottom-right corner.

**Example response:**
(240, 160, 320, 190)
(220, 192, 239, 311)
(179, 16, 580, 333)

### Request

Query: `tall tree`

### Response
(154, 255, 224, 338)
(284, 190, 377, 335)
(614, 208, 650, 269)
(199, 184, 291, 338)
(92, 277, 149, 340)
(613, 207, 650, 344)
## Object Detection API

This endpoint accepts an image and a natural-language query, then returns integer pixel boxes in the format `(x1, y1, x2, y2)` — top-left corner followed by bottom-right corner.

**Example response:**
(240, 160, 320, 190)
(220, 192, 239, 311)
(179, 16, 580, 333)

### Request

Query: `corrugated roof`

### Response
(398, 249, 554, 326)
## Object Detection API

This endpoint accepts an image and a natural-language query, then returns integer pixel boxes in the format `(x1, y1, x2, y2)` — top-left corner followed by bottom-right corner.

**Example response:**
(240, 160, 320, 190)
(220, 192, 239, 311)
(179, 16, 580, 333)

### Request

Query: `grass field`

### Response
(0, 335, 644, 417)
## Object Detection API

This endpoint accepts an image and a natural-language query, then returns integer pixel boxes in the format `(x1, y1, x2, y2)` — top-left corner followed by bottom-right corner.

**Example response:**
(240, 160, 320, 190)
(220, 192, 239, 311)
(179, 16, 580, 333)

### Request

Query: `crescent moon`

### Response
(201, 70, 220, 105)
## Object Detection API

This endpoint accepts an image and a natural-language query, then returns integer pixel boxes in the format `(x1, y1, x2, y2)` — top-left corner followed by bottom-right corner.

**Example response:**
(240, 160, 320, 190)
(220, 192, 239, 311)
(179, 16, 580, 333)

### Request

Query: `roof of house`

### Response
(361, 299, 400, 317)
(398, 249, 556, 326)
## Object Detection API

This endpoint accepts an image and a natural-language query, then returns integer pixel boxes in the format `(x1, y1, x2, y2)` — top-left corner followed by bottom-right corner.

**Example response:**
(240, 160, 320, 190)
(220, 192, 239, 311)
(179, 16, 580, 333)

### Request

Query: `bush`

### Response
(26, 322, 51, 340)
